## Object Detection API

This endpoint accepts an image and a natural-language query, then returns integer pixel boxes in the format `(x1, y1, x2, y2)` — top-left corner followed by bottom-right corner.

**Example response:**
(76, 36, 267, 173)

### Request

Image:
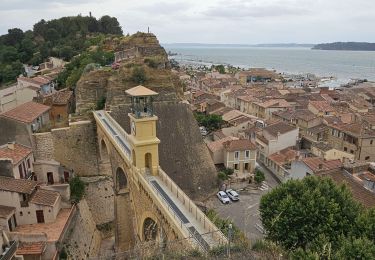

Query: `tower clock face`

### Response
(131, 121, 136, 135)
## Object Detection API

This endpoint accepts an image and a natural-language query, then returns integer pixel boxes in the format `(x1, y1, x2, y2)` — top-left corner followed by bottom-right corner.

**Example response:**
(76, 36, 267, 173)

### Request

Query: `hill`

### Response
(312, 42, 375, 51)
(0, 15, 122, 85)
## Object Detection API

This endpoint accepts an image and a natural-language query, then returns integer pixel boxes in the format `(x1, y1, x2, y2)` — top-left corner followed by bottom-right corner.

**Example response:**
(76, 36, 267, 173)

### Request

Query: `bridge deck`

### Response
(94, 111, 224, 251)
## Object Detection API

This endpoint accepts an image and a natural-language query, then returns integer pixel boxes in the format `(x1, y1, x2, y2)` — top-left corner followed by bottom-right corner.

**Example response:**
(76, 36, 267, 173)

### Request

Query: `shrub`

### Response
(69, 176, 85, 203)
(131, 66, 147, 84)
(254, 169, 265, 184)
(96, 96, 106, 110)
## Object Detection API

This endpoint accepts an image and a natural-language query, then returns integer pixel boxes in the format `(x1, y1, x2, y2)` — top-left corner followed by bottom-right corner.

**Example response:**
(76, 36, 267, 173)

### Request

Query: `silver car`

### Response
(217, 191, 230, 204)
(226, 189, 239, 201)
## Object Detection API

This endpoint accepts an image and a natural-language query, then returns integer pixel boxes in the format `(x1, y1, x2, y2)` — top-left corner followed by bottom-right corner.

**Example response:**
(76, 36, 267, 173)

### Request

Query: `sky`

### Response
(0, 0, 374, 44)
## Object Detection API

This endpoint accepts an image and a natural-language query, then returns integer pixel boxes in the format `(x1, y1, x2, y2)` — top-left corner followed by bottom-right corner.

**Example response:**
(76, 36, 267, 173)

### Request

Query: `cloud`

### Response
(0, 0, 99, 11)
(202, 0, 311, 19)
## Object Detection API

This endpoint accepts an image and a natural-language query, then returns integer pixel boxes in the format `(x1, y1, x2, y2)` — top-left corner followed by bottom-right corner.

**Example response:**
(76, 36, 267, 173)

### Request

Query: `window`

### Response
(18, 164, 24, 178)
(27, 158, 30, 168)
(19, 212, 23, 216)
(234, 151, 239, 160)
(245, 150, 250, 159)
(371, 140, 373, 145)
(365, 156, 370, 160)
(344, 147, 347, 152)
(234, 163, 239, 170)
(350, 150, 354, 154)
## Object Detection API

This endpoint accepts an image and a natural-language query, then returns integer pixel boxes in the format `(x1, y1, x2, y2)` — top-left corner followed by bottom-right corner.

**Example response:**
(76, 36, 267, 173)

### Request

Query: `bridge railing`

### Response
(157, 167, 228, 246)
(133, 168, 205, 250)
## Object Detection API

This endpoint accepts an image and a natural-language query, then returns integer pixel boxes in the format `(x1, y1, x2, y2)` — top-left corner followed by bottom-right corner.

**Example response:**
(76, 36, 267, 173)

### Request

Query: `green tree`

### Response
(254, 169, 265, 184)
(4, 28, 24, 46)
(260, 176, 362, 251)
(335, 237, 375, 259)
(69, 176, 85, 203)
(131, 66, 147, 84)
(99, 15, 123, 35)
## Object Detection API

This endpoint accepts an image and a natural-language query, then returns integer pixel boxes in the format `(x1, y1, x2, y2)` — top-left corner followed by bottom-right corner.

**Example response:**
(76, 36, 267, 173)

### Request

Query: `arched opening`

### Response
(132, 149, 136, 167)
(143, 217, 158, 241)
(101, 139, 110, 162)
(116, 167, 127, 191)
(145, 153, 152, 170)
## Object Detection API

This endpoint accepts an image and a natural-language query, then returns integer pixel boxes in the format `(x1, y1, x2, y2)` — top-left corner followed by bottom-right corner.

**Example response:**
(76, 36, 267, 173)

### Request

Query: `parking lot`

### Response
(206, 163, 280, 242)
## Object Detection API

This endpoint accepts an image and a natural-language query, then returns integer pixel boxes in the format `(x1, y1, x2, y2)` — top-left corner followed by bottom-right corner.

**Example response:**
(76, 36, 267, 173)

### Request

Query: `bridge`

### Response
(92, 85, 227, 253)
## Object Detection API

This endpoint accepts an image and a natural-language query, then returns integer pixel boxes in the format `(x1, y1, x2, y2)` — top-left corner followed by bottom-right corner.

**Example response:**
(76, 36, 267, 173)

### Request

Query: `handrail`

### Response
(157, 167, 228, 245)
(0, 240, 18, 260)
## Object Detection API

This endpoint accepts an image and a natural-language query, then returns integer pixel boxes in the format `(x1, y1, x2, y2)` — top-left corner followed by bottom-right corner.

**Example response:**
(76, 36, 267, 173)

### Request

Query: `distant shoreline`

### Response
(162, 43, 315, 48)
(312, 42, 375, 51)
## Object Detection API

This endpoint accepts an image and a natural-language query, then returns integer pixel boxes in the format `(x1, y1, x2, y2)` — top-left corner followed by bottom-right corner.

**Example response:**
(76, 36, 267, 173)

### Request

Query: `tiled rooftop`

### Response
(207, 136, 238, 152)
(0, 176, 37, 194)
(17, 242, 46, 255)
(0, 205, 16, 218)
(30, 189, 60, 207)
(223, 139, 256, 152)
(263, 121, 297, 137)
(302, 157, 342, 173)
(0, 101, 50, 123)
(0, 143, 32, 165)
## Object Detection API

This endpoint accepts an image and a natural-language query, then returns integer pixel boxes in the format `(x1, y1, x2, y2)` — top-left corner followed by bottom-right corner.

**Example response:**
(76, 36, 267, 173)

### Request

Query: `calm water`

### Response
(163, 45, 375, 86)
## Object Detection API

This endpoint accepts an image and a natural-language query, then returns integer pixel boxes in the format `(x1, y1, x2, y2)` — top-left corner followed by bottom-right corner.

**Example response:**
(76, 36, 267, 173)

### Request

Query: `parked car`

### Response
(217, 191, 230, 204)
(226, 189, 239, 201)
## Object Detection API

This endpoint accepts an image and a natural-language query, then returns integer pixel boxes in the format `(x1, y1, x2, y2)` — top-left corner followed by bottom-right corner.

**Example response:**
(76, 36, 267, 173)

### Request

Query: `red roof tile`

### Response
(0, 176, 37, 194)
(30, 189, 60, 207)
(17, 242, 46, 255)
(0, 101, 50, 123)
(302, 157, 342, 173)
(0, 143, 32, 165)
(223, 139, 256, 152)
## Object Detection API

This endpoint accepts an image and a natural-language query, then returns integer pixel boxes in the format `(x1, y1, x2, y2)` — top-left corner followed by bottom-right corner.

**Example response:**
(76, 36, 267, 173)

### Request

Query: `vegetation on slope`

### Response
(313, 42, 375, 51)
(0, 15, 122, 85)
(260, 176, 375, 258)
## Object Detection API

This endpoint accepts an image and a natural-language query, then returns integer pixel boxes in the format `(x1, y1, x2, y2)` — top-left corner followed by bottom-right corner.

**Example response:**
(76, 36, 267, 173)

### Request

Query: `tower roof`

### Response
(126, 85, 158, 97)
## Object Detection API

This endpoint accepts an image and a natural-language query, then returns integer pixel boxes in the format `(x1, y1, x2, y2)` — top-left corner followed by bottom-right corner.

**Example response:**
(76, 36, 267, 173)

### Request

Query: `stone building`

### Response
(222, 139, 257, 177)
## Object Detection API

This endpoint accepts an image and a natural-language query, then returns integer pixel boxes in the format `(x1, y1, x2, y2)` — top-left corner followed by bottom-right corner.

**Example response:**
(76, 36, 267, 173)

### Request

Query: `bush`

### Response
(254, 169, 265, 184)
(69, 176, 85, 203)
(218, 171, 228, 181)
(131, 66, 147, 84)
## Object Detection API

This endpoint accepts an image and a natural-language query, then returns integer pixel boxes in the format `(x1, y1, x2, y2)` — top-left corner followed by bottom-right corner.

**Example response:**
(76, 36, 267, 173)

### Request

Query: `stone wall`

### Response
(81, 176, 115, 226)
(62, 200, 102, 259)
(32, 121, 99, 177)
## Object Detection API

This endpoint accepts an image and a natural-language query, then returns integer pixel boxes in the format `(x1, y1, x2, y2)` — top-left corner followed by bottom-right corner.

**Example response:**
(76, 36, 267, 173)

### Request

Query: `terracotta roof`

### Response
(18, 76, 52, 86)
(255, 99, 290, 109)
(256, 134, 269, 144)
(213, 130, 226, 139)
(0, 205, 15, 218)
(52, 90, 73, 105)
(322, 170, 375, 208)
(0, 143, 32, 165)
(223, 139, 256, 152)
(307, 124, 328, 134)
(309, 101, 335, 112)
(268, 148, 298, 166)
(302, 157, 342, 173)
(263, 122, 297, 137)
(30, 189, 60, 207)
(0, 101, 50, 123)
(17, 242, 46, 255)
(207, 136, 238, 153)
(0, 176, 37, 194)
(125, 85, 158, 96)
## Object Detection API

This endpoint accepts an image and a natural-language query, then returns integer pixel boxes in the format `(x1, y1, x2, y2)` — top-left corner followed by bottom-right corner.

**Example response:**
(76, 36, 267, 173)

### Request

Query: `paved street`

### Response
(206, 163, 280, 242)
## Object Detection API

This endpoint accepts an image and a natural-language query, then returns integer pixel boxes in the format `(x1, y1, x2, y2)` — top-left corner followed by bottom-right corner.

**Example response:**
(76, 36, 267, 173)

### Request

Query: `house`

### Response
(207, 136, 238, 164)
(0, 101, 51, 134)
(34, 88, 74, 127)
(0, 143, 34, 179)
(235, 69, 281, 84)
(266, 147, 301, 181)
(256, 122, 299, 162)
(308, 100, 335, 116)
(251, 99, 291, 120)
(290, 157, 342, 179)
(311, 142, 355, 162)
(222, 139, 257, 177)
(326, 122, 375, 161)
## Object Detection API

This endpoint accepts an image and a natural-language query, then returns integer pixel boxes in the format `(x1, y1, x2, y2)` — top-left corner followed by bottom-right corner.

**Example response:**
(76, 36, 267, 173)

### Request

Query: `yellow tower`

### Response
(126, 85, 160, 175)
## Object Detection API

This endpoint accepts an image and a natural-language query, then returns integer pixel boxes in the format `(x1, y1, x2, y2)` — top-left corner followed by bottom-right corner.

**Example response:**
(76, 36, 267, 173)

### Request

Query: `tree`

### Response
(254, 169, 265, 184)
(69, 176, 85, 203)
(99, 15, 123, 35)
(259, 176, 362, 251)
(4, 28, 24, 46)
(335, 237, 375, 259)
(131, 66, 147, 84)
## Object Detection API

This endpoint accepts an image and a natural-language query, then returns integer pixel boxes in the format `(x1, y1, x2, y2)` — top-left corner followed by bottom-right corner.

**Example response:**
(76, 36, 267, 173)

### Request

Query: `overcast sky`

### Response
(0, 0, 374, 44)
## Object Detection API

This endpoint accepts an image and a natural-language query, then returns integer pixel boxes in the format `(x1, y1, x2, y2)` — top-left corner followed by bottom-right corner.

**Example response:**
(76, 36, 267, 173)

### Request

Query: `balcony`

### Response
(0, 240, 18, 260)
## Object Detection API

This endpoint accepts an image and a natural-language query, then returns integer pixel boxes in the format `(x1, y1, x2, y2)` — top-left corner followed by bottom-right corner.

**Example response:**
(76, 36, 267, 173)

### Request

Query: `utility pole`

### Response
(227, 223, 232, 258)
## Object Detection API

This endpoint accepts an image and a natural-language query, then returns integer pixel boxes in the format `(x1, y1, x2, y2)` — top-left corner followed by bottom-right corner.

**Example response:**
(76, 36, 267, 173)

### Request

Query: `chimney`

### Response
(7, 142, 15, 150)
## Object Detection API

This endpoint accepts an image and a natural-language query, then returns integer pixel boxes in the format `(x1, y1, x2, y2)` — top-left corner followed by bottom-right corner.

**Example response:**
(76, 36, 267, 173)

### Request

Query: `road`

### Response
(206, 163, 280, 242)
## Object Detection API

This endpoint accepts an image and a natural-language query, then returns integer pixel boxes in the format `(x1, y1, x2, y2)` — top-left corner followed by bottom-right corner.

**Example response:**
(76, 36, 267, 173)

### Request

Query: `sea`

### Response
(162, 44, 375, 88)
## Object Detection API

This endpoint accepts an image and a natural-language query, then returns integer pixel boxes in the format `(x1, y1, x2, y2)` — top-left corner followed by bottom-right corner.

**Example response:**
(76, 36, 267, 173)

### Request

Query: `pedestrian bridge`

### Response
(93, 108, 227, 253)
